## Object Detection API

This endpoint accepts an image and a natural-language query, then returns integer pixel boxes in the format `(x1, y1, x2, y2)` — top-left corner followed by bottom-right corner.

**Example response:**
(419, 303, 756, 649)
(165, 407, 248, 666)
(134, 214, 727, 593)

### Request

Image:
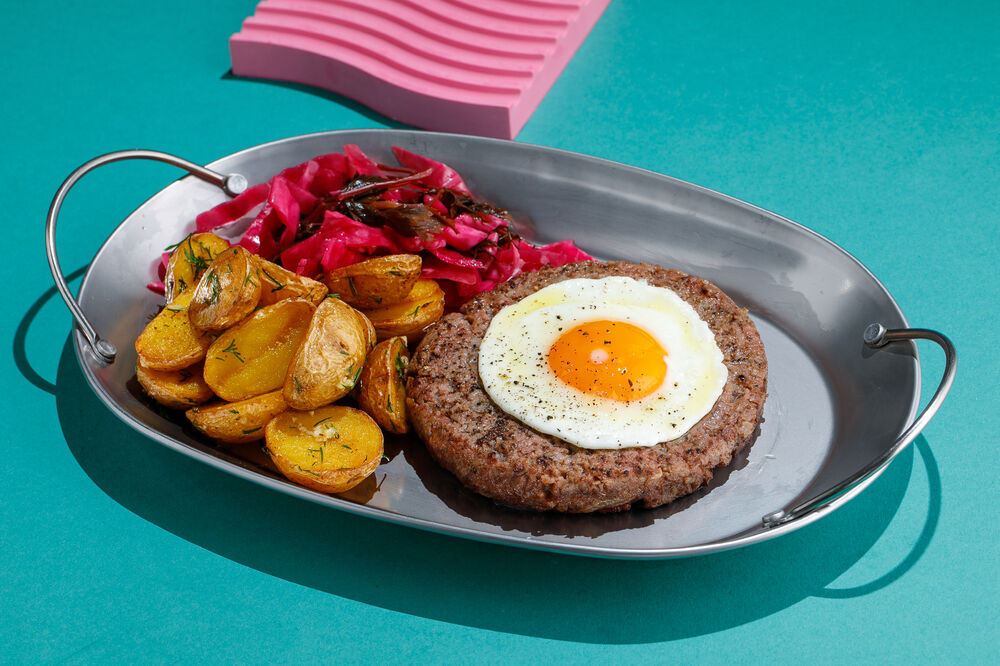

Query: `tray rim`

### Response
(70, 129, 920, 559)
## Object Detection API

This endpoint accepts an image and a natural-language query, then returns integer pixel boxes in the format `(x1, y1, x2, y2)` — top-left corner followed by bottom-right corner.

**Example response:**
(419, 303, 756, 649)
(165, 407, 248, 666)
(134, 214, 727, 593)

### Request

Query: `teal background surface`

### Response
(2, 0, 998, 662)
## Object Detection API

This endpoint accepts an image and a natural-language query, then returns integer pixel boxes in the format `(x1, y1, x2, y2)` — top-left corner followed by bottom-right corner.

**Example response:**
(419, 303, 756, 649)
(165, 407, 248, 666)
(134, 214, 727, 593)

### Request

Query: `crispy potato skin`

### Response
(324, 254, 421, 309)
(361, 278, 445, 341)
(204, 299, 314, 401)
(189, 246, 263, 331)
(283, 298, 369, 410)
(265, 406, 383, 494)
(136, 361, 214, 409)
(254, 256, 328, 306)
(355, 336, 409, 434)
(186, 391, 287, 443)
(164, 233, 230, 305)
(135, 288, 214, 371)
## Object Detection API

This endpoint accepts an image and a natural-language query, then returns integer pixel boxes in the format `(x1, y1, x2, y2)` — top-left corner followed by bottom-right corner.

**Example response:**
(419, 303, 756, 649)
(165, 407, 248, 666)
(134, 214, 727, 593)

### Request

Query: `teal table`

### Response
(3, 1, 997, 662)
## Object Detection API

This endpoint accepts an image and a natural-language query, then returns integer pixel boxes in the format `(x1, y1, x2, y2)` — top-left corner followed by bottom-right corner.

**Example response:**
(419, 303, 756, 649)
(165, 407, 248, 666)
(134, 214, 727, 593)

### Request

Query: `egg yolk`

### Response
(547, 320, 667, 401)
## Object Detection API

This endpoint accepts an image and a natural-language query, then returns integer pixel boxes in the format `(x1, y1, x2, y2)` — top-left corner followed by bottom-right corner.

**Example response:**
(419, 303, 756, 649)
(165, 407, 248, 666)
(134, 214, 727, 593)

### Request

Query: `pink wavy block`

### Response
(229, 0, 611, 139)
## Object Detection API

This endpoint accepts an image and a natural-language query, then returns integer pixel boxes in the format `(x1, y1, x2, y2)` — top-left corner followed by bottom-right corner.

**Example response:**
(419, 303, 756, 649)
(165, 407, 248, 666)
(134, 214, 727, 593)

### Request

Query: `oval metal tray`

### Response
(46, 130, 954, 558)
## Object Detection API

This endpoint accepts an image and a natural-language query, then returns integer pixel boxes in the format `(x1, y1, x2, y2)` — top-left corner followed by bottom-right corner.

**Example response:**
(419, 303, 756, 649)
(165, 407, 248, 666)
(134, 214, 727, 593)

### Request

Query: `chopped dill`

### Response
(260, 267, 285, 292)
(221, 339, 244, 363)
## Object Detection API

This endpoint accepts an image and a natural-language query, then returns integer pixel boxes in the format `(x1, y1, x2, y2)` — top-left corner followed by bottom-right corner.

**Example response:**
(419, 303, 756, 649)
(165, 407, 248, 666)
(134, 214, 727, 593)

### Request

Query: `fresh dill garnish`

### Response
(183, 243, 210, 274)
(324, 293, 341, 299)
(340, 443, 352, 450)
(347, 276, 360, 300)
(314, 416, 335, 427)
(293, 376, 302, 393)
(339, 350, 350, 356)
(295, 465, 320, 477)
(381, 454, 390, 463)
(388, 270, 404, 277)
(394, 352, 406, 380)
(386, 395, 394, 413)
(260, 267, 285, 292)
(243, 269, 258, 288)
(308, 446, 325, 462)
(408, 303, 423, 318)
(229, 409, 239, 414)
(242, 426, 261, 435)
(206, 270, 222, 304)
(221, 339, 244, 363)
(164, 233, 192, 252)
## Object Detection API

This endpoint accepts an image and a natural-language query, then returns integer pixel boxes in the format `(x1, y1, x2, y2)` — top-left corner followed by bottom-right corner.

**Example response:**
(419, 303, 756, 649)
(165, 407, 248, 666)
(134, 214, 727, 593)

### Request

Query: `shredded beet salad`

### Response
(150, 145, 592, 307)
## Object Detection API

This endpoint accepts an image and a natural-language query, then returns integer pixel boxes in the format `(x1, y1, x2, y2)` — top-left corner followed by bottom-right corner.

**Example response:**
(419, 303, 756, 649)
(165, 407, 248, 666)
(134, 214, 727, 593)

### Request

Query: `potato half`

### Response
(323, 254, 421, 309)
(186, 391, 287, 443)
(265, 406, 384, 494)
(361, 278, 445, 341)
(189, 246, 263, 331)
(355, 336, 409, 434)
(164, 233, 230, 305)
(135, 288, 214, 371)
(136, 361, 214, 409)
(203, 299, 315, 401)
(253, 256, 328, 306)
(283, 298, 369, 410)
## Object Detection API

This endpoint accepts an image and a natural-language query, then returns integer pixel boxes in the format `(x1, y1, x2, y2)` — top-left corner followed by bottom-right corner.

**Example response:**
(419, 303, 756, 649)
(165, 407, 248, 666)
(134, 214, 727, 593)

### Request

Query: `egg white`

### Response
(477, 276, 728, 449)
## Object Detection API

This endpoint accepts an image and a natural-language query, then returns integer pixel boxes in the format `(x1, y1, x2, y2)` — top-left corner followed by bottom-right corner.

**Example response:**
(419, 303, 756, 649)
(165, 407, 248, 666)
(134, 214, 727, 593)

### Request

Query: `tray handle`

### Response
(45, 149, 247, 364)
(762, 324, 956, 528)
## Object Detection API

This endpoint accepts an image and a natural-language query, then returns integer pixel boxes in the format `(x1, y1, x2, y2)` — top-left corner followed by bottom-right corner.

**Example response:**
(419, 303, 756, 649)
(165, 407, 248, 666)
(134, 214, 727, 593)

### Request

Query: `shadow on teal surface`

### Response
(13, 266, 86, 395)
(47, 328, 941, 644)
(220, 69, 411, 131)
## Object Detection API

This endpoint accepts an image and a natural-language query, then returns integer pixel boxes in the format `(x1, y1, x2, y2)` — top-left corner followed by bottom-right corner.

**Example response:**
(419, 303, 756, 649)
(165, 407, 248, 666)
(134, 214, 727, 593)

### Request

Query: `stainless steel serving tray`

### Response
(46, 129, 955, 559)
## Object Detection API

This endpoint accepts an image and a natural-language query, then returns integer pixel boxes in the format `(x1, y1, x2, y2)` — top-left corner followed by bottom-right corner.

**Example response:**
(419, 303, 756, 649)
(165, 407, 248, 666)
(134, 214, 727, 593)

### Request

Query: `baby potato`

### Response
(186, 391, 287, 443)
(164, 233, 230, 305)
(361, 278, 445, 341)
(203, 299, 315, 402)
(283, 298, 369, 410)
(264, 406, 384, 494)
(135, 288, 214, 371)
(323, 254, 422, 309)
(355, 336, 409, 434)
(357, 308, 376, 352)
(189, 246, 263, 331)
(136, 360, 214, 409)
(253, 256, 328, 306)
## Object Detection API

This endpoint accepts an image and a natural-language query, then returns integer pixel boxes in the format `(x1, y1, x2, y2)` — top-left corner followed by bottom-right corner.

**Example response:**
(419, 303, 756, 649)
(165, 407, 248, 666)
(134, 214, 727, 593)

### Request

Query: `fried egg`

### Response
(477, 276, 728, 449)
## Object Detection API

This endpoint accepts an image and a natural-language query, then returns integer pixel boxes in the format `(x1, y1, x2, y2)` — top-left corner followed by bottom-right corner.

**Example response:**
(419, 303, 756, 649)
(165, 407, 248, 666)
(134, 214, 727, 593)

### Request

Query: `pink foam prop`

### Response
(229, 0, 611, 139)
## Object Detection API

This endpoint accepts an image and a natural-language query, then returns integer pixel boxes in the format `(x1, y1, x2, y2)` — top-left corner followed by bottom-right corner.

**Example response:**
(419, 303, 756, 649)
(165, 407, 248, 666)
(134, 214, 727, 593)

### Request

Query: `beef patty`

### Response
(406, 261, 767, 513)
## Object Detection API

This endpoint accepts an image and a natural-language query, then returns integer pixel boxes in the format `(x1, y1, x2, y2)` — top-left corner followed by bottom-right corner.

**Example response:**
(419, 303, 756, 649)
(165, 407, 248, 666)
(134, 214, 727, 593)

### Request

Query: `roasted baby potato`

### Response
(189, 246, 263, 331)
(283, 298, 370, 410)
(136, 361, 214, 409)
(355, 336, 409, 434)
(135, 288, 214, 371)
(264, 406, 384, 494)
(358, 308, 376, 352)
(254, 256, 328, 306)
(323, 254, 422, 309)
(361, 278, 445, 341)
(186, 390, 287, 443)
(164, 233, 230, 305)
(203, 299, 315, 401)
